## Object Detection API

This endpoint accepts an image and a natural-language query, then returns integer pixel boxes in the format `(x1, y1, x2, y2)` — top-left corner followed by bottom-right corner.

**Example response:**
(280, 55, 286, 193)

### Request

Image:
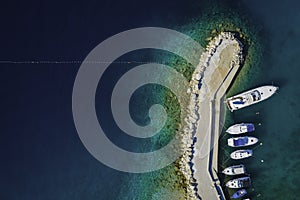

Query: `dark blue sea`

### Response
(0, 0, 299, 199)
(219, 1, 300, 199)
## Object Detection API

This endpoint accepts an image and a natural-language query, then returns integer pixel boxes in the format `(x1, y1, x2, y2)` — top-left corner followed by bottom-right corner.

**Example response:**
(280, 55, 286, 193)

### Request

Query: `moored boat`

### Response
(226, 177, 251, 188)
(222, 164, 246, 175)
(226, 123, 255, 135)
(228, 136, 258, 147)
(231, 189, 247, 199)
(226, 85, 279, 112)
(230, 149, 253, 160)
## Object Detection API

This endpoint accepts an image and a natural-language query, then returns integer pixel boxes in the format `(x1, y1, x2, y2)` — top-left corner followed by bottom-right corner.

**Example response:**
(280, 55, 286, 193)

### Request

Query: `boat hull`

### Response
(231, 189, 247, 199)
(226, 177, 251, 188)
(226, 85, 278, 112)
(228, 136, 258, 147)
(226, 123, 255, 134)
(230, 149, 253, 160)
(222, 164, 246, 175)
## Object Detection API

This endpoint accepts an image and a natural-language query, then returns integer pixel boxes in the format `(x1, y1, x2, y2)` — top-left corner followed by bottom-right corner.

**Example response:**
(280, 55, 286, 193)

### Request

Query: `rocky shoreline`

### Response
(176, 32, 243, 200)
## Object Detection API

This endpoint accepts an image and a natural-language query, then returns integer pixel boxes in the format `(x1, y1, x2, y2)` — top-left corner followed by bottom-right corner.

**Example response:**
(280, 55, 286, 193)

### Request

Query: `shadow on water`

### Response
(247, 166, 268, 178)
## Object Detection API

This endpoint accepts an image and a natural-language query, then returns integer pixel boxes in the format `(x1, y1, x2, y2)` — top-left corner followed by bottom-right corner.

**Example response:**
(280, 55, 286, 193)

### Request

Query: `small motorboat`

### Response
(222, 164, 246, 175)
(228, 136, 258, 147)
(226, 177, 251, 188)
(226, 123, 255, 134)
(230, 149, 253, 160)
(231, 189, 247, 199)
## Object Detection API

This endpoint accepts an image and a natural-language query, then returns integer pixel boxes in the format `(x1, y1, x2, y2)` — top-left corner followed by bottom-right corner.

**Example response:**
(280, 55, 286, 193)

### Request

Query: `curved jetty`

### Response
(178, 32, 243, 200)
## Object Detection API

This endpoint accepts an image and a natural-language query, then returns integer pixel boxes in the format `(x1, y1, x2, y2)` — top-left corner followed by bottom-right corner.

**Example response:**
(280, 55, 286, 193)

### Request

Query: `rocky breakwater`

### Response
(177, 32, 243, 200)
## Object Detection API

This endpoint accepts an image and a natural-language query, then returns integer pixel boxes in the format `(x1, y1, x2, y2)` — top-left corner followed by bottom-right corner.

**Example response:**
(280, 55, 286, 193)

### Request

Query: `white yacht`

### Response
(226, 123, 255, 134)
(230, 149, 253, 160)
(226, 177, 251, 188)
(222, 164, 246, 175)
(226, 85, 279, 112)
(228, 136, 258, 147)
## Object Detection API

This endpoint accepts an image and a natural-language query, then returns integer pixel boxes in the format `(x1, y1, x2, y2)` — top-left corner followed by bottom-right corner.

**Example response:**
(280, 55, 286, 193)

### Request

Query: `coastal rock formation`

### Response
(177, 32, 243, 200)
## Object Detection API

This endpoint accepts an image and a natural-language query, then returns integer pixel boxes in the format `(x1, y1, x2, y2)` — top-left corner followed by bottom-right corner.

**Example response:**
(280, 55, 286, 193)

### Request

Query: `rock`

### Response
(178, 32, 243, 199)
(205, 37, 212, 41)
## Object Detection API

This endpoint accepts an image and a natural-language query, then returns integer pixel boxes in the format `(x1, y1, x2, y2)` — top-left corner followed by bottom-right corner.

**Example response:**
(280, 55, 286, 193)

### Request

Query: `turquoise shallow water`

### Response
(119, 1, 295, 199)
(116, 1, 300, 199)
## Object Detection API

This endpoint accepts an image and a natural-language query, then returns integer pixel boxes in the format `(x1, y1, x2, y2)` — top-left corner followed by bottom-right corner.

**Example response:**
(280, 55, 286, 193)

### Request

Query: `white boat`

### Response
(226, 123, 255, 134)
(222, 164, 246, 175)
(230, 149, 253, 160)
(226, 85, 279, 112)
(228, 136, 258, 147)
(226, 177, 251, 188)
